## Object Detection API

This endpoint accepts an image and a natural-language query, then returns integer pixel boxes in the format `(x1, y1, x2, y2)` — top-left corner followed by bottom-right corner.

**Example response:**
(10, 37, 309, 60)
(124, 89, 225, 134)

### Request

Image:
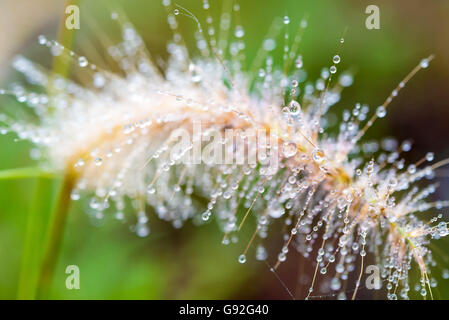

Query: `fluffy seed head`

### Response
(2, 1, 448, 299)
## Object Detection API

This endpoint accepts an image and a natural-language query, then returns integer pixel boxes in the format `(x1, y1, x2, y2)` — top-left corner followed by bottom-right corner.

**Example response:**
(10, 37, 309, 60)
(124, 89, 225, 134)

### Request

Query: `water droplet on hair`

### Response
(202, 211, 210, 221)
(283, 142, 297, 158)
(94, 157, 103, 166)
(50, 43, 63, 56)
(420, 58, 429, 69)
(38, 35, 47, 45)
(70, 190, 80, 201)
(288, 100, 301, 116)
(147, 186, 156, 194)
(331, 277, 341, 290)
(312, 148, 325, 163)
(407, 164, 416, 174)
(376, 106, 386, 118)
(234, 25, 244, 38)
(93, 73, 106, 88)
(263, 38, 276, 51)
(295, 56, 303, 69)
(136, 224, 150, 237)
(442, 269, 449, 279)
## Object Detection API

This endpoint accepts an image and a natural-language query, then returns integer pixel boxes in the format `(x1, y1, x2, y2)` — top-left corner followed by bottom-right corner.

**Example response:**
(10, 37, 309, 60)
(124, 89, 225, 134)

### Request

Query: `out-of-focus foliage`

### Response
(0, 0, 448, 299)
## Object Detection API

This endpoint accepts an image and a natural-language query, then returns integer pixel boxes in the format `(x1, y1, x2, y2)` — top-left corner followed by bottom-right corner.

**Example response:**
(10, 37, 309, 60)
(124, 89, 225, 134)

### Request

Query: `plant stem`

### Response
(33, 0, 78, 299)
(36, 171, 75, 299)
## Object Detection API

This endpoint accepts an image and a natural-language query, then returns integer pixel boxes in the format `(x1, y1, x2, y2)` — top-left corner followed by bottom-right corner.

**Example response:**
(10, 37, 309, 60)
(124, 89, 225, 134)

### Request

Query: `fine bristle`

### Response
(1, 0, 448, 300)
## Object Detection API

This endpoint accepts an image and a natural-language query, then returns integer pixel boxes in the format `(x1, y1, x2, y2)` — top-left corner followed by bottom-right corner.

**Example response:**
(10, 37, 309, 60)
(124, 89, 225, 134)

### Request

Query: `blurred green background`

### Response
(0, 0, 448, 299)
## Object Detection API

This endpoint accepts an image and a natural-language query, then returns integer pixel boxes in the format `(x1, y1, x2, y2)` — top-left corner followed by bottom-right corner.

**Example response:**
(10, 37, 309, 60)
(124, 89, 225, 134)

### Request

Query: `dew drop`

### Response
(70, 190, 80, 201)
(238, 254, 247, 264)
(263, 38, 276, 51)
(50, 43, 63, 56)
(333, 55, 341, 64)
(75, 159, 85, 167)
(407, 164, 416, 174)
(94, 157, 103, 166)
(78, 56, 88, 67)
(38, 35, 47, 45)
(337, 292, 346, 300)
(283, 142, 297, 158)
(136, 224, 150, 237)
(256, 245, 268, 261)
(336, 263, 345, 273)
(420, 58, 429, 69)
(339, 73, 353, 87)
(331, 277, 341, 290)
(282, 106, 290, 115)
(388, 178, 398, 187)
(147, 186, 156, 194)
(288, 100, 301, 116)
(376, 106, 387, 118)
(115, 212, 124, 220)
(295, 57, 303, 69)
(93, 73, 106, 88)
(312, 148, 325, 163)
(278, 252, 286, 262)
(268, 202, 285, 218)
(234, 25, 244, 38)
(202, 211, 210, 221)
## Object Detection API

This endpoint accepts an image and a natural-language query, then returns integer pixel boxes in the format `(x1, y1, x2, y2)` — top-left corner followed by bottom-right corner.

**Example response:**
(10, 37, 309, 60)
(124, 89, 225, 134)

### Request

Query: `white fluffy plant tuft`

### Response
(2, 1, 448, 300)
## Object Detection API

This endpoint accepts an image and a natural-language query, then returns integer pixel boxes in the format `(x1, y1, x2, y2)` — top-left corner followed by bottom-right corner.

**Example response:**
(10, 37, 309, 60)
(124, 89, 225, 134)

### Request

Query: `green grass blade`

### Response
(17, 177, 58, 299)
(0, 167, 59, 180)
